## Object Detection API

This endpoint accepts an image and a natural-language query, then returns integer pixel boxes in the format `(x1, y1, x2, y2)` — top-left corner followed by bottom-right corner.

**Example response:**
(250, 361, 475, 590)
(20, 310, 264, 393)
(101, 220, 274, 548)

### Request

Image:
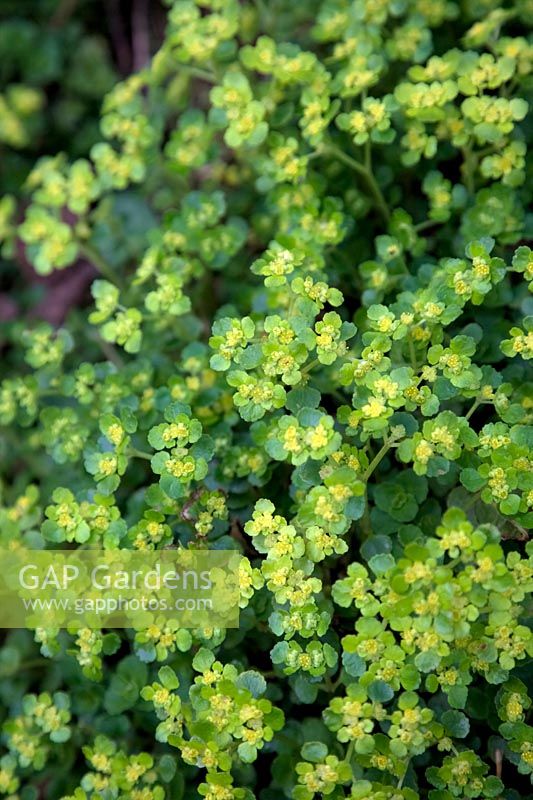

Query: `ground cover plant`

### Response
(0, 0, 533, 798)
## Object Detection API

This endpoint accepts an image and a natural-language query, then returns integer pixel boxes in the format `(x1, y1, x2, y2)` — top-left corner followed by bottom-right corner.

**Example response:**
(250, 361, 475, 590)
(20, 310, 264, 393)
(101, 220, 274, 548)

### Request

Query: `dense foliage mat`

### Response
(1, 0, 533, 798)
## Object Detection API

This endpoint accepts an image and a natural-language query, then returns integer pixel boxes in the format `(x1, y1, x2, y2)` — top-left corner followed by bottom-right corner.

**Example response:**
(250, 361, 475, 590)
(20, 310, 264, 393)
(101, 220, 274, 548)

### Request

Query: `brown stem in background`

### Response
(132, 0, 151, 71)
(30, 261, 96, 325)
(495, 748, 503, 779)
(0, 294, 18, 323)
(231, 518, 260, 558)
(12, 232, 96, 326)
(50, 0, 78, 28)
(181, 488, 204, 521)
(107, 0, 132, 75)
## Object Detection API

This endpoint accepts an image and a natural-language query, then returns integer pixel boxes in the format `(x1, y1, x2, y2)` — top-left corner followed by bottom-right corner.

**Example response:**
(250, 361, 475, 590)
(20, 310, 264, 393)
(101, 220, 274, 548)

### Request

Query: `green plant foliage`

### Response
(0, 0, 532, 798)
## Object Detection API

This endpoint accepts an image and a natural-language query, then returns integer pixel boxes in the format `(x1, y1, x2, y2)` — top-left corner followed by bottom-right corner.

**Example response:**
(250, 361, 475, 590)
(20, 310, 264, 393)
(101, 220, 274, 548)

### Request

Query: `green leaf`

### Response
(415, 650, 441, 673)
(368, 553, 395, 575)
(301, 741, 328, 762)
(368, 680, 394, 702)
(102, 633, 121, 656)
(500, 494, 520, 515)
(285, 386, 321, 413)
(192, 647, 215, 672)
(442, 710, 470, 738)
(237, 742, 257, 763)
(236, 670, 266, 698)
(104, 656, 148, 715)
(292, 674, 319, 704)
(158, 754, 177, 782)
(158, 665, 179, 690)
(460, 468, 485, 492)
(342, 652, 366, 677)
(447, 685, 468, 710)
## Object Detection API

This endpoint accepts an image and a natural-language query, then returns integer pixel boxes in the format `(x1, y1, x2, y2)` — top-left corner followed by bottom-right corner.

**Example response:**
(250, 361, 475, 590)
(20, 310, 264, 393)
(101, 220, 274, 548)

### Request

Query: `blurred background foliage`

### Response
(0, 0, 168, 326)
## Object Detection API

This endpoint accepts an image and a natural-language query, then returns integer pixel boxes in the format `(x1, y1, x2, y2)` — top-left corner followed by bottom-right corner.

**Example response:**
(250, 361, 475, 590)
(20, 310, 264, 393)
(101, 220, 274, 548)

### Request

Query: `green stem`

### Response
(462, 491, 480, 512)
(461, 146, 476, 195)
(179, 64, 218, 83)
(364, 438, 392, 481)
(330, 388, 348, 404)
(252, 0, 269, 20)
(360, 493, 372, 539)
(128, 448, 153, 461)
(408, 338, 417, 371)
(3, 658, 48, 675)
(325, 145, 391, 224)
(91, 334, 124, 368)
(397, 762, 410, 788)
(80, 244, 123, 289)
(465, 397, 482, 421)
(301, 357, 321, 376)
(345, 739, 356, 766)
(415, 219, 440, 233)
(364, 139, 372, 172)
